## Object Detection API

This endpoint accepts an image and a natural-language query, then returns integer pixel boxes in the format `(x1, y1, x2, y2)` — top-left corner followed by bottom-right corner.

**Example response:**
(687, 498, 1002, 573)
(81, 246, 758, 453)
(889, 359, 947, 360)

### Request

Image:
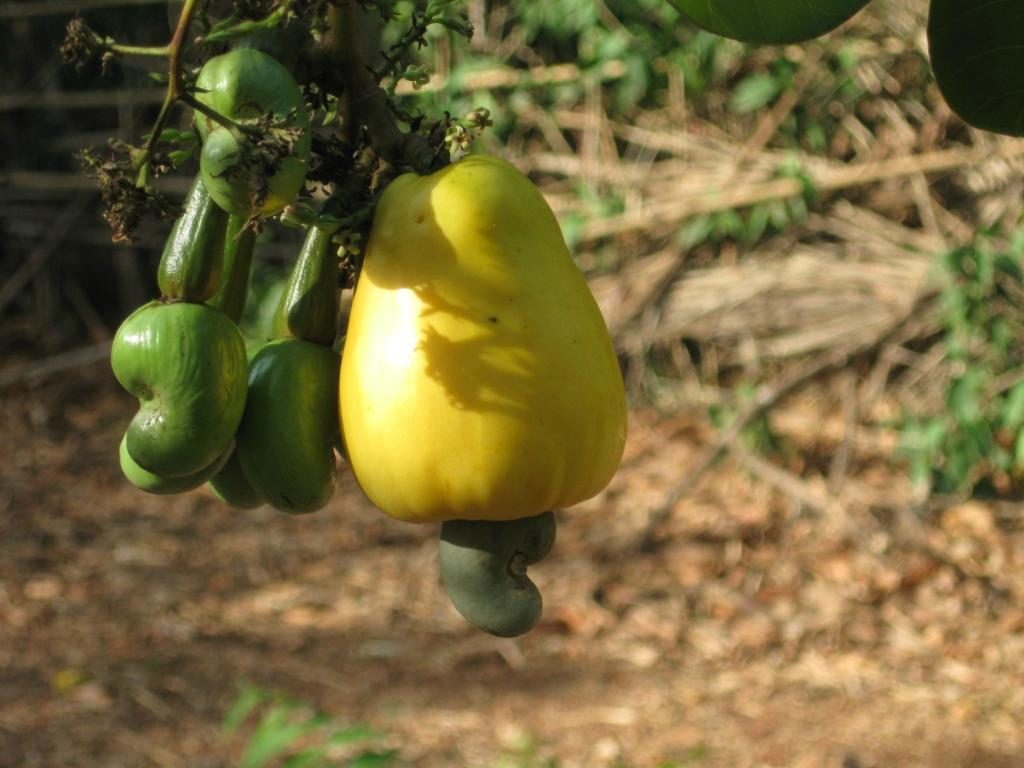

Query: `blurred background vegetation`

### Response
(3, 0, 1024, 766)
(5, 0, 1023, 499)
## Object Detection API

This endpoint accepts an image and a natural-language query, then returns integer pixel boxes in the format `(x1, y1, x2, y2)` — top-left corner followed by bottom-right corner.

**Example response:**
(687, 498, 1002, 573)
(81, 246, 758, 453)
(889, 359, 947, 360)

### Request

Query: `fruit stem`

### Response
(108, 43, 171, 57)
(134, 0, 201, 190)
(178, 92, 251, 136)
(211, 215, 257, 324)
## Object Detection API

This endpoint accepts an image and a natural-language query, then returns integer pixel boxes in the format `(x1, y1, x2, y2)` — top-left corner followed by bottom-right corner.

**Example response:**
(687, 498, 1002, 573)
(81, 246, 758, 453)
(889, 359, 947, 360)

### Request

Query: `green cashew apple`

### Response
(235, 339, 340, 513)
(157, 175, 227, 302)
(120, 435, 233, 495)
(194, 48, 311, 217)
(208, 449, 265, 509)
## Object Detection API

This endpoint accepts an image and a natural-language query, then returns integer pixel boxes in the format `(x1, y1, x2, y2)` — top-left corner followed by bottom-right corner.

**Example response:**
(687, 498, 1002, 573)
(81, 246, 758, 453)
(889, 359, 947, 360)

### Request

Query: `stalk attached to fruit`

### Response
(206, 213, 267, 510)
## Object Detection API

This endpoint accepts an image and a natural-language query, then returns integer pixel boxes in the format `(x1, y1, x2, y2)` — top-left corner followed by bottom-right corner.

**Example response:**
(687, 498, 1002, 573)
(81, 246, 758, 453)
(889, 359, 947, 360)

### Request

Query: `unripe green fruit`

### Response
(120, 435, 232, 495)
(194, 48, 310, 217)
(236, 340, 340, 514)
(209, 215, 257, 324)
(111, 301, 248, 477)
(157, 176, 227, 302)
(209, 448, 265, 509)
(199, 128, 310, 218)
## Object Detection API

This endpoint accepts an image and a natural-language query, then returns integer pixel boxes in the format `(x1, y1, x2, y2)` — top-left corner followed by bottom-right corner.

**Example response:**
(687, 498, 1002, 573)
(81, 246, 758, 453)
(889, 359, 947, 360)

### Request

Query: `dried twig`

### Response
(638, 291, 937, 551)
(737, 445, 847, 524)
(827, 371, 860, 494)
(582, 139, 1024, 241)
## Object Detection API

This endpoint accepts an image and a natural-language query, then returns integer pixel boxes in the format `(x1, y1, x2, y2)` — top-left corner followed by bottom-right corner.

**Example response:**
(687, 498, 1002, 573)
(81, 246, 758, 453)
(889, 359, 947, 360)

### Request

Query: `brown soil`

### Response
(3, 365, 1024, 768)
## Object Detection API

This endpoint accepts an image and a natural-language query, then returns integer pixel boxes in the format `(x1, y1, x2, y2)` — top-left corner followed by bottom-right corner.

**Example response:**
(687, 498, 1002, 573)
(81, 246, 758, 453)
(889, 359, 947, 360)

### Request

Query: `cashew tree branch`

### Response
(329, 0, 436, 174)
(135, 0, 201, 189)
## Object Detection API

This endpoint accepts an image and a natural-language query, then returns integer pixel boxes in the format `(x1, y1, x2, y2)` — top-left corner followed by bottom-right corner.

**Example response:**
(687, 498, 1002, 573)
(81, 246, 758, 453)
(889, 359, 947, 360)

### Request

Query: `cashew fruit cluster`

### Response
(112, 44, 342, 512)
(110, 42, 626, 636)
(112, 176, 342, 514)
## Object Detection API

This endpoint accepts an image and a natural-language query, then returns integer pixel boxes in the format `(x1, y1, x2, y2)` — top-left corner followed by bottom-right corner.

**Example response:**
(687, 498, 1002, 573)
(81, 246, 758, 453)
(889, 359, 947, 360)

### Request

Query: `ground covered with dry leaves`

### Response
(2, 364, 1024, 768)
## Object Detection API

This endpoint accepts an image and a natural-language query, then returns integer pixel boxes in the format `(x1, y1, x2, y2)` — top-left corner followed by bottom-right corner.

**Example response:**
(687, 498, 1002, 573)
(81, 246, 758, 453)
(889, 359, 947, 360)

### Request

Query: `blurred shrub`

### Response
(390, 0, 907, 162)
(223, 684, 399, 767)
(900, 232, 1024, 496)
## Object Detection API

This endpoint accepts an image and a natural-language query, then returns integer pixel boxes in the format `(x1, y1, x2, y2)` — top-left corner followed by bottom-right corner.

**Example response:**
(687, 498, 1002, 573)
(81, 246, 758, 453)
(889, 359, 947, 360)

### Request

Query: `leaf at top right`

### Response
(667, 0, 872, 44)
(929, 0, 1024, 136)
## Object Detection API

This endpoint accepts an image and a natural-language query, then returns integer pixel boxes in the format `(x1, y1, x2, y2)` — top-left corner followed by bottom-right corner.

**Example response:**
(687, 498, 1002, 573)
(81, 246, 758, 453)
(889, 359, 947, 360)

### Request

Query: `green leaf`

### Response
(948, 372, 983, 423)
(776, 155, 818, 201)
(942, 445, 973, 492)
(1002, 381, 1024, 430)
(767, 200, 792, 229)
(928, 0, 1024, 136)
(167, 147, 197, 167)
(559, 213, 586, 253)
(995, 252, 1023, 281)
(707, 402, 733, 430)
(729, 73, 781, 114)
(223, 685, 268, 734)
(963, 419, 994, 457)
(157, 128, 194, 143)
(203, 12, 287, 44)
(346, 750, 400, 768)
(322, 96, 340, 127)
(678, 215, 714, 248)
(1013, 429, 1024, 467)
(240, 706, 322, 768)
(908, 452, 932, 489)
(283, 749, 328, 768)
(786, 195, 808, 222)
(329, 725, 381, 746)
(714, 209, 745, 238)
(923, 418, 948, 453)
(206, 12, 240, 37)
(745, 204, 769, 244)
(802, 120, 827, 153)
(667, 0, 871, 44)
